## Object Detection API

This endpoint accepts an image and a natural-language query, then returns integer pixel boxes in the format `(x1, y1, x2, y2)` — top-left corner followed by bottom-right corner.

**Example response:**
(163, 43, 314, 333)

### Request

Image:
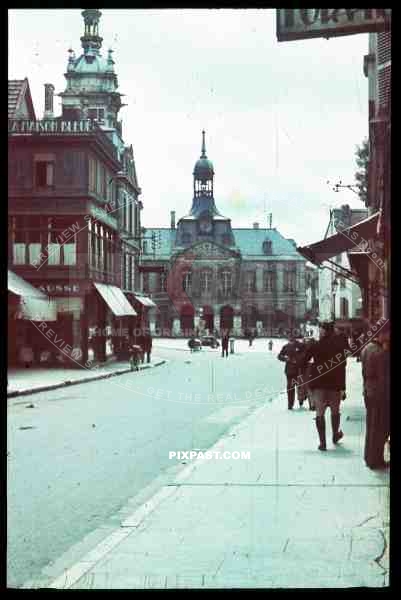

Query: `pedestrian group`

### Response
(277, 320, 390, 469)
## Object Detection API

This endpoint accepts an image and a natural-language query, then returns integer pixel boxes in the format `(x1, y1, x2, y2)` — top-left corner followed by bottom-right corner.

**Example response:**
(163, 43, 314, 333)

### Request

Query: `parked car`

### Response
(188, 338, 202, 352)
(200, 335, 220, 349)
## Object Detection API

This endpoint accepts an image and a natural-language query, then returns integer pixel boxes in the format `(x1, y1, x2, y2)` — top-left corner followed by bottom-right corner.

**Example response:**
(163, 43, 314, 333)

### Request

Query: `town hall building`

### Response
(141, 132, 315, 337)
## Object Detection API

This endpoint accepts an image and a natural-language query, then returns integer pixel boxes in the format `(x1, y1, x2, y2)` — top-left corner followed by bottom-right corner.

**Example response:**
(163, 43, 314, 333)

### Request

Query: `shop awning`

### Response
(133, 294, 157, 308)
(8, 270, 57, 321)
(94, 283, 137, 317)
(297, 212, 380, 265)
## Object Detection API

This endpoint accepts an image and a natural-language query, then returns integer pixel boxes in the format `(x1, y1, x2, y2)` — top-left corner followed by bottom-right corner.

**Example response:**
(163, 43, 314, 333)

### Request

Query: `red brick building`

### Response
(8, 10, 153, 367)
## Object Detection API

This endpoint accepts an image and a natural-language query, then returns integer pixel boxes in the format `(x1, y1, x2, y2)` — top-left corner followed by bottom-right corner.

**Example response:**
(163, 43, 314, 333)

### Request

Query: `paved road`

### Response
(8, 344, 287, 588)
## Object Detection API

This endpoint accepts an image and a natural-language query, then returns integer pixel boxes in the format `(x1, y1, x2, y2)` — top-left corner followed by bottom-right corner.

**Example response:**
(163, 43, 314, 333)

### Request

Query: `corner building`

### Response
(8, 10, 153, 367)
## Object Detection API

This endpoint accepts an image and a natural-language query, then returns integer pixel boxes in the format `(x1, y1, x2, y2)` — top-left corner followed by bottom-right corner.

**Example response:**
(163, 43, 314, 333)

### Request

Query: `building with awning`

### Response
(8, 270, 57, 322)
(94, 283, 137, 317)
(8, 270, 58, 366)
(297, 207, 376, 323)
(297, 211, 379, 271)
(8, 11, 146, 366)
(132, 294, 156, 308)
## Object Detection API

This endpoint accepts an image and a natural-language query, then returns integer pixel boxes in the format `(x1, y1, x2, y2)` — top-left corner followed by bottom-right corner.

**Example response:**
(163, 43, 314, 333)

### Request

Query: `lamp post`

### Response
(331, 277, 339, 321)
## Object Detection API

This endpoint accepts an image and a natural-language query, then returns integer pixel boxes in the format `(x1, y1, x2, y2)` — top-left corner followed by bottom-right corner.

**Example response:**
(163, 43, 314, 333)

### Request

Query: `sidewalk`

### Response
(7, 357, 166, 399)
(43, 360, 390, 589)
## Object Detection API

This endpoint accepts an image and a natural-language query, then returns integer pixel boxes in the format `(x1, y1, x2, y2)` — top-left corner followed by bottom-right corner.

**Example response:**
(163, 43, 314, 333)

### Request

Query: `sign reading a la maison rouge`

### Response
(8, 119, 94, 134)
(277, 9, 391, 42)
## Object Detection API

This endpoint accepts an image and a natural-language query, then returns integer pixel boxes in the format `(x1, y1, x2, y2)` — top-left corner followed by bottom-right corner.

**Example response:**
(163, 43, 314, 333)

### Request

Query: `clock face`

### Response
(199, 218, 212, 233)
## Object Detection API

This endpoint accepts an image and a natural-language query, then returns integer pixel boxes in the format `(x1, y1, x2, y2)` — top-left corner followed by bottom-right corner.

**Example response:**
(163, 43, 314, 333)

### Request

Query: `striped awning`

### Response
(94, 283, 137, 317)
(297, 212, 380, 265)
(8, 270, 57, 321)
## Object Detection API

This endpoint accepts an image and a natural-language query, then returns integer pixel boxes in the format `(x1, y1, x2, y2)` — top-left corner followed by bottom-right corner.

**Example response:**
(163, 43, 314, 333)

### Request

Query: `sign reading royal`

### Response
(277, 9, 391, 42)
(8, 119, 94, 134)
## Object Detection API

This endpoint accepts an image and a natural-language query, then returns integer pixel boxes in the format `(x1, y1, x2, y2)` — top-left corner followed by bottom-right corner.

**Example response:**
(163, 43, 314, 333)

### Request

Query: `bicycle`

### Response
(129, 345, 143, 371)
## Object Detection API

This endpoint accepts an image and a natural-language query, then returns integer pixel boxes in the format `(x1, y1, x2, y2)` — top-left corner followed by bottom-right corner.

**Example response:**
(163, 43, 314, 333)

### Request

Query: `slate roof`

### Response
(233, 228, 305, 260)
(8, 78, 36, 119)
(141, 227, 305, 262)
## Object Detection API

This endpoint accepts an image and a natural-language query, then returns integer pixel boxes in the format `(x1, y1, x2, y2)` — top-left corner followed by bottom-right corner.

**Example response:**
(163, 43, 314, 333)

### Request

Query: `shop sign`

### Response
(8, 119, 94, 134)
(277, 9, 391, 42)
(37, 283, 81, 295)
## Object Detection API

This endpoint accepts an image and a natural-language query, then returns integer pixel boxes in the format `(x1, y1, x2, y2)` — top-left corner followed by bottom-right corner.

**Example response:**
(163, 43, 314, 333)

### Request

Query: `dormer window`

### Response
(263, 240, 272, 255)
(182, 232, 192, 244)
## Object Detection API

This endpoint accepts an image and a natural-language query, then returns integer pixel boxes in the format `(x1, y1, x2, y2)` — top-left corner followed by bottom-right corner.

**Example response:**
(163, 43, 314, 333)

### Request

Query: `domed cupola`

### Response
(193, 130, 214, 196)
(59, 9, 123, 131)
(186, 130, 224, 219)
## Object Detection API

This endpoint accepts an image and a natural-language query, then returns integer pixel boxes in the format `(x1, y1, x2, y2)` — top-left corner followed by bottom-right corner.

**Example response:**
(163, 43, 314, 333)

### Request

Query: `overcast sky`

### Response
(9, 9, 369, 246)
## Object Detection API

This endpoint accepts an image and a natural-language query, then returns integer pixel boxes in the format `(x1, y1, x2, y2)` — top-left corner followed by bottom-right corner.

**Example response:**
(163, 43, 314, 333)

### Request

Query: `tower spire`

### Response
(201, 129, 207, 158)
(80, 9, 103, 54)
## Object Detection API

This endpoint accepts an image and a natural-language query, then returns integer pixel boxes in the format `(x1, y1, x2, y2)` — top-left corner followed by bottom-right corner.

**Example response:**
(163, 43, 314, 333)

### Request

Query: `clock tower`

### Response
(175, 131, 235, 247)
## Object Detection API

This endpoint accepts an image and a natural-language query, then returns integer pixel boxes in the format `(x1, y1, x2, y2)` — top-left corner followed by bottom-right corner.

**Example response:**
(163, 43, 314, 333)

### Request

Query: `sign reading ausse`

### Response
(277, 9, 391, 42)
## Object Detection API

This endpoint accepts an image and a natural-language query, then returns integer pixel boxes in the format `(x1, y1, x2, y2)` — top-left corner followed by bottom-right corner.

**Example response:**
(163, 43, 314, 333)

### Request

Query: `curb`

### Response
(7, 360, 166, 399)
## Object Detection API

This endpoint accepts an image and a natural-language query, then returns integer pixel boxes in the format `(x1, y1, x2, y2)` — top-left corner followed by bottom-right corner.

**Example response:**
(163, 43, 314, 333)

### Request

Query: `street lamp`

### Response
(331, 277, 339, 321)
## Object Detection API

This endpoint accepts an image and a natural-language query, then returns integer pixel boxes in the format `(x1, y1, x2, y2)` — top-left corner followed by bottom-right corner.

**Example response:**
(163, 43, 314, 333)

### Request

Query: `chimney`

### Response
(170, 210, 176, 229)
(44, 83, 55, 119)
(253, 222, 259, 229)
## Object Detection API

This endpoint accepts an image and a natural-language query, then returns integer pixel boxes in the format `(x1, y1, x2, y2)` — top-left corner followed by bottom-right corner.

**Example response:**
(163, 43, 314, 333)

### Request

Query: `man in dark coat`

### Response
(142, 330, 153, 363)
(361, 322, 390, 469)
(278, 335, 305, 410)
(303, 322, 347, 451)
(221, 331, 229, 358)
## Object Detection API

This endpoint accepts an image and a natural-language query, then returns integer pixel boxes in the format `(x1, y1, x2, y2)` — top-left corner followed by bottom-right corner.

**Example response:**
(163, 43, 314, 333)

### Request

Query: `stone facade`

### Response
(141, 133, 311, 337)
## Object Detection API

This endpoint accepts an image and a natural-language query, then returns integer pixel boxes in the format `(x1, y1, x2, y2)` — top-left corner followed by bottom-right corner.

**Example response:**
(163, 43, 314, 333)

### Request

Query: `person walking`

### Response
(333, 324, 351, 401)
(303, 337, 316, 410)
(135, 330, 144, 363)
(278, 335, 304, 410)
(142, 330, 152, 363)
(303, 322, 346, 451)
(268, 339, 273, 352)
(297, 337, 315, 409)
(221, 331, 229, 358)
(245, 328, 253, 347)
(361, 323, 390, 469)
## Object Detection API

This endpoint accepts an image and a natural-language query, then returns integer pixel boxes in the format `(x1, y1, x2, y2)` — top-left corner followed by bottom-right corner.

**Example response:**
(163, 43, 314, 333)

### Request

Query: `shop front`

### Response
(128, 293, 157, 339)
(8, 270, 57, 367)
(88, 283, 138, 363)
